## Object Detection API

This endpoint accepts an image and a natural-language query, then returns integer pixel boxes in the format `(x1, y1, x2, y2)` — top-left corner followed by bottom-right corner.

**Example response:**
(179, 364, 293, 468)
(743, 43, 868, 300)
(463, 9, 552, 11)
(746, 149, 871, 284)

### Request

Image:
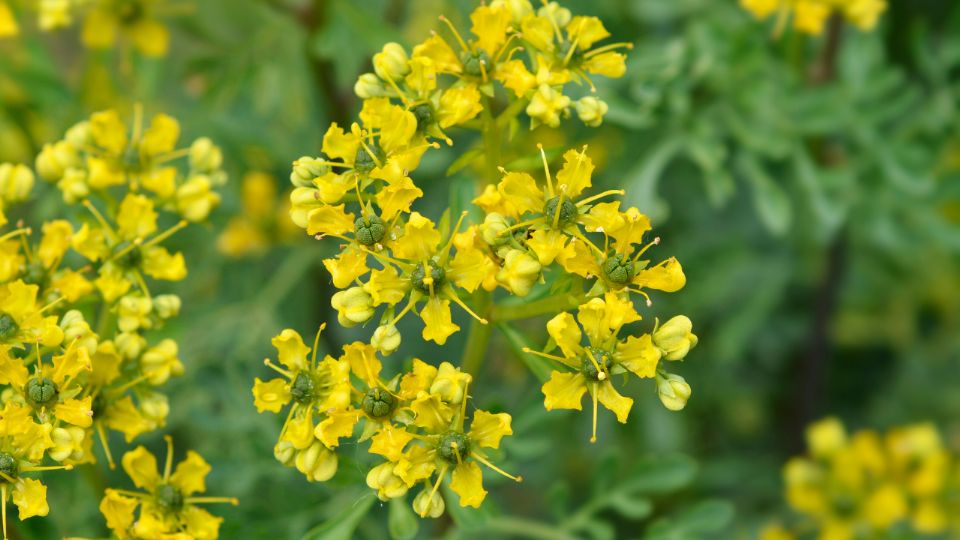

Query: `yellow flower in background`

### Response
(0, 1, 17, 37)
(100, 438, 237, 539)
(774, 418, 960, 538)
(81, 0, 171, 56)
(218, 172, 298, 258)
(741, 0, 887, 36)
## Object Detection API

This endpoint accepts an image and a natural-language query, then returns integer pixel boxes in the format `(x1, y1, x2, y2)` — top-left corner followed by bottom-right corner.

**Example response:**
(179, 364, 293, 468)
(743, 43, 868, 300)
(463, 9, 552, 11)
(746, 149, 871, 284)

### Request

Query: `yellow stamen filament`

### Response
(110, 489, 151, 499)
(0, 227, 31, 243)
(105, 372, 154, 397)
(457, 381, 470, 431)
(471, 452, 523, 482)
(96, 421, 116, 469)
(590, 382, 599, 443)
(439, 211, 469, 264)
(537, 143, 555, 197)
(447, 291, 488, 324)
(478, 58, 489, 83)
(571, 229, 604, 257)
(132, 103, 144, 144)
(108, 238, 144, 264)
(142, 220, 189, 249)
(82, 200, 118, 240)
(421, 465, 448, 517)
(625, 287, 653, 307)
(564, 37, 580, 65)
(361, 246, 414, 271)
(263, 359, 293, 378)
(583, 42, 634, 59)
(493, 34, 521, 63)
(575, 189, 625, 207)
(585, 349, 605, 381)
(379, 71, 413, 107)
(185, 496, 240, 506)
(21, 464, 73, 472)
(438, 16, 470, 52)
(389, 301, 417, 326)
(163, 435, 174, 481)
(631, 236, 660, 263)
(358, 139, 384, 170)
(310, 323, 326, 368)
(134, 271, 152, 300)
(152, 147, 192, 165)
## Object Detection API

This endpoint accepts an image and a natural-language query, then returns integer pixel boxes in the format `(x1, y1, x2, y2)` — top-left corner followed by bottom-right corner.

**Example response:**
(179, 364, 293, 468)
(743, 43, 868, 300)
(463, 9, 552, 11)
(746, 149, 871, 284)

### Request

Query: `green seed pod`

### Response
(0, 452, 18, 479)
(362, 387, 397, 418)
(543, 196, 579, 228)
(355, 215, 386, 246)
(602, 253, 635, 285)
(0, 312, 18, 341)
(289, 372, 316, 404)
(25, 377, 59, 407)
(155, 483, 184, 512)
(354, 143, 386, 175)
(581, 347, 612, 381)
(411, 260, 446, 294)
(410, 103, 435, 132)
(461, 49, 492, 77)
(438, 431, 471, 464)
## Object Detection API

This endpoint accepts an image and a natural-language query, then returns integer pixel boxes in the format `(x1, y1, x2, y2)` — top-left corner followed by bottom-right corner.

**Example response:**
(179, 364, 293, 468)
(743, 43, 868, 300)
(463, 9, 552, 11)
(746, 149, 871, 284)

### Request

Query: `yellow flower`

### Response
(0, 280, 64, 347)
(527, 293, 682, 440)
(0, 1, 17, 37)
(81, 0, 170, 56)
(806, 417, 847, 459)
(102, 438, 237, 539)
(652, 315, 698, 360)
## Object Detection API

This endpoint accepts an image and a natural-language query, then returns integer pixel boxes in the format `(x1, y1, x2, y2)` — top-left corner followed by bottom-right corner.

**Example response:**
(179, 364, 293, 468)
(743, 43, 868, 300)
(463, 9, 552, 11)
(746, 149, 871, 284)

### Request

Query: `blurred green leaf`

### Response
(388, 497, 418, 540)
(736, 152, 792, 236)
(301, 493, 375, 540)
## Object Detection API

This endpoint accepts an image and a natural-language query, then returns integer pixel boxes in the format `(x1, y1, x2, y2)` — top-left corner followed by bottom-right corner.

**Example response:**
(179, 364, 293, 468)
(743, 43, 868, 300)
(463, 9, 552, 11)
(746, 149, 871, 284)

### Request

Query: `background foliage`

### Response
(2, 0, 959, 538)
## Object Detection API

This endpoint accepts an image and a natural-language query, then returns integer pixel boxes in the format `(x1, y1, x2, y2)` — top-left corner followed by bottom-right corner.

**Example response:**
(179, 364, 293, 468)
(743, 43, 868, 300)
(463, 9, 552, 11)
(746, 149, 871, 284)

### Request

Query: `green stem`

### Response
(491, 292, 584, 322)
(469, 517, 580, 540)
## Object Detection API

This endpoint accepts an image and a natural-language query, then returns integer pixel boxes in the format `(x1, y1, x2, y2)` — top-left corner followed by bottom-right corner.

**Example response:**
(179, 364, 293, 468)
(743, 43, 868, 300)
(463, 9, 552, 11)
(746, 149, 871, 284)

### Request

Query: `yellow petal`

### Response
(182, 506, 223, 539)
(314, 409, 361, 448)
(410, 391, 455, 432)
(322, 246, 369, 289)
(369, 424, 414, 461)
(566, 16, 609, 50)
(391, 212, 441, 261)
(545, 312, 582, 360)
(89, 110, 126, 153)
(376, 176, 423, 220)
(448, 245, 495, 293)
(615, 334, 661, 378)
(306, 204, 355, 236)
(583, 52, 626, 78)
(99, 489, 138, 534)
(398, 358, 438, 399)
(468, 410, 512, 450)
(420, 297, 460, 345)
(131, 18, 169, 57)
(0, 346, 28, 387)
(580, 201, 623, 233)
(364, 266, 409, 306)
(450, 461, 486, 508)
(321, 123, 360, 163)
(142, 247, 187, 281)
(342, 342, 382, 386)
(554, 148, 594, 199)
(102, 396, 152, 442)
(54, 397, 94, 428)
(38, 220, 73, 269)
(470, 4, 511, 55)
(253, 377, 292, 413)
(438, 86, 483, 128)
(633, 257, 685, 292)
(394, 444, 436, 486)
(0, 1, 18, 37)
(497, 172, 544, 217)
(596, 381, 632, 423)
(412, 34, 460, 73)
(116, 194, 158, 241)
(541, 371, 586, 411)
(610, 207, 651, 251)
(139, 114, 179, 156)
(170, 450, 211, 495)
(526, 228, 570, 266)
(121, 445, 160, 490)
(13, 478, 48, 519)
(272, 328, 311, 371)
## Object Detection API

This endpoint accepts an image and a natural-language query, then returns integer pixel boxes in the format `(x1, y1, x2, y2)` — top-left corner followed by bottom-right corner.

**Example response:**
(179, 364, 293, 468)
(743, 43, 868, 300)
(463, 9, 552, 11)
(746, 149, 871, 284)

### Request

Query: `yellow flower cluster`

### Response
(218, 172, 299, 258)
(261, 0, 697, 519)
(0, 0, 172, 56)
(253, 326, 519, 518)
(740, 0, 887, 35)
(763, 418, 960, 540)
(0, 107, 234, 538)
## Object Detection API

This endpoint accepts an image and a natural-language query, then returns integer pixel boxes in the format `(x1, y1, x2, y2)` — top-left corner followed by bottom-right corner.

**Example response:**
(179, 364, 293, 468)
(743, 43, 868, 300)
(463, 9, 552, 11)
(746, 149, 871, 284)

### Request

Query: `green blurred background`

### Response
(2, 0, 960, 538)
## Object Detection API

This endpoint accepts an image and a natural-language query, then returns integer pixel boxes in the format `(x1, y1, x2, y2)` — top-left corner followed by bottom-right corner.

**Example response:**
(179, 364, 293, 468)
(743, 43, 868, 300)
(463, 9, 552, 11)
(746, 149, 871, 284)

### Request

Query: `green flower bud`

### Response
(354, 215, 386, 246)
(362, 387, 397, 418)
(602, 253, 635, 285)
(371, 324, 401, 355)
(413, 488, 445, 518)
(411, 260, 446, 294)
(438, 431, 471, 464)
(496, 249, 541, 297)
(657, 373, 691, 411)
(481, 213, 511, 247)
(155, 484, 184, 512)
(296, 441, 337, 482)
(25, 377, 59, 407)
(274, 441, 296, 466)
(290, 156, 329, 188)
(355, 73, 390, 99)
(57, 168, 89, 204)
(576, 96, 609, 127)
(139, 392, 169, 423)
(35, 141, 79, 181)
(331, 287, 375, 327)
(115, 332, 146, 360)
(354, 142, 385, 175)
(373, 42, 410, 81)
(543, 196, 579, 228)
(65, 121, 91, 147)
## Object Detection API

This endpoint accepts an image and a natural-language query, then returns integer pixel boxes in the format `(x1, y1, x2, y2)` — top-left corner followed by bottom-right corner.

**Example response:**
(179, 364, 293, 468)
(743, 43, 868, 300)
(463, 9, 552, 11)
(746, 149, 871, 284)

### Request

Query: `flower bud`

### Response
(290, 156, 329, 188)
(496, 249, 541, 297)
(575, 96, 609, 127)
(538, 2, 571, 26)
(354, 73, 391, 99)
(413, 488, 445, 518)
(296, 441, 338, 482)
(274, 441, 296, 466)
(57, 168, 90, 204)
(366, 462, 409, 500)
(657, 373, 691, 411)
(430, 363, 471, 404)
(289, 187, 322, 228)
(526, 85, 571, 128)
(371, 324, 401, 355)
(189, 137, 223, 173)
(805, 417, 847, 459)
(176, 174, 220, 222)
(491, 0, 533, 22)
(153, 294, 182, 319)
(59, 309, 98, 355)
(49, 426, 85, 462)
(38, 0, 72, 30)
(115, 332, 146, 360)
(65, 121, 91, 147)
(35, 141, 79, 181)
(331, 287, 375, 327)
(140, 339, 184, 385)
(652, 316, 698, 361)
(373, 43, 410, 81)
(118, 295, 154, 333)
(0, 163, 34, 204)
(481, 213, 511, 247)
(139, 392, 169, 424)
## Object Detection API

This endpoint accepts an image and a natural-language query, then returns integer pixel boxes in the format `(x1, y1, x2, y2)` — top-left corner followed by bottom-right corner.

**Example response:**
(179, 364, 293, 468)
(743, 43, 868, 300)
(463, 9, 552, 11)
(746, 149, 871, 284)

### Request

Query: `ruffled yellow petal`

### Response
(170, 450, 211, 495)
(364, 266, 409, 306)
(369, 423, 414, 461)
(555, 148, 594, 199)
(321, 123, 361, 163)
(448, 245, 495, 293)
(450, 461, 486, 508)
(12, 478, 49, 519)
(410, 391, 455, 432)
(306, 204, 355, 237)
(272, 328, 311, 371)
(438, 86, 483, 128)
(633, 257, 685, 292)
(315, 409, 362, 449)
(412, 35, 461, 74)
(131, 18, 169, 57)
(596, 381, 632, 423)
(121, 445, 160, 490)
(391, 212, 441, 261)
(469, 410, 513, 450)
(116, 194, 158, 241)
(376, 176, 423, 220)
(54, 397, 94, 428)
(322, 246, 369, 289)
(140, 114, 179, 156)
(470, 4, 511, 55)
(545, 311, 583, 360)
(542, 371, 586, 411)
(183, 506, 224, 539)
(421, 297, 460, 345)
(100, 489, 138, 534)
(616, 334, 661, 378)
(497, 172, 544, 217)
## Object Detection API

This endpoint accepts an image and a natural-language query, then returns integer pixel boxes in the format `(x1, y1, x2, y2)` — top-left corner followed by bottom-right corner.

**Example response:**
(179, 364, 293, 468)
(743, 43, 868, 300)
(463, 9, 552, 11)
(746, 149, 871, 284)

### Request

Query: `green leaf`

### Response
(446, 148, 483, 176)
(736, 152, 792, 236)
(388, 497, 418, 540)
(301, 493, 375, 540)
(624, 137, 682, 223)
(644, 500, 735, 539)
(622, 454, 697, 494)
(498, 323, 553, 382)
(606, 493, 653, 520)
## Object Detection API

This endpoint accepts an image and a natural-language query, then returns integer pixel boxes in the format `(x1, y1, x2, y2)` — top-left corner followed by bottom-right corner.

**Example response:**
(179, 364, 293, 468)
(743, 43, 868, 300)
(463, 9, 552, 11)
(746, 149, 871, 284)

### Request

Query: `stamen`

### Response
(564, 37, 580, 65)
(142, 219, 189, 248)
(457, 380, 470, 431)
(134, 271, 152, 300)
(439, 211, 468, 264)
(152, 147, 191, 165)
(447, 292, 488, 324)
(37, 295, 67, 314)
(0, 227, 31, 243)
(263, 359, 293, 378)
(83, 200, 118, 240)
(96, 421, 116, 469)
(21, 464, 73, 472)
(185, 496, 240, 506)
(493, 34, 521, 63)
(110, 489, 152, 499)
(520, 347, 577, 369)
(163, 435, 174, 481)
(631, 236, 660, 262)
(590, 382, 599, 443)
(471, 452, 523, 482)
(310, 323, 326, 368)
(438, 16, 469, 52)
(537, 143, 555, 197)
(389, 301, 417, 326)
(358, 140, 384, 170)
(575, 189, 625, 207)
(379, 71, 413, 107)
(585, 349, 604, 381)
(571, 229, 604, 257)
(583, 42, 634, 59)
(421, 465, 448, 517)
(132, 103, 144, 144)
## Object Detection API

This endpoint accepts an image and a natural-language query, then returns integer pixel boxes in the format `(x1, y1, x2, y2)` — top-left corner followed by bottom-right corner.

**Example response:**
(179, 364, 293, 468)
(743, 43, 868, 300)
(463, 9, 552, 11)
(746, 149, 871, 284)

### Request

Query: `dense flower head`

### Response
(98, 437, 238, 539)
(764, 418, 960, 539)
(740, 0, 888, 36)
